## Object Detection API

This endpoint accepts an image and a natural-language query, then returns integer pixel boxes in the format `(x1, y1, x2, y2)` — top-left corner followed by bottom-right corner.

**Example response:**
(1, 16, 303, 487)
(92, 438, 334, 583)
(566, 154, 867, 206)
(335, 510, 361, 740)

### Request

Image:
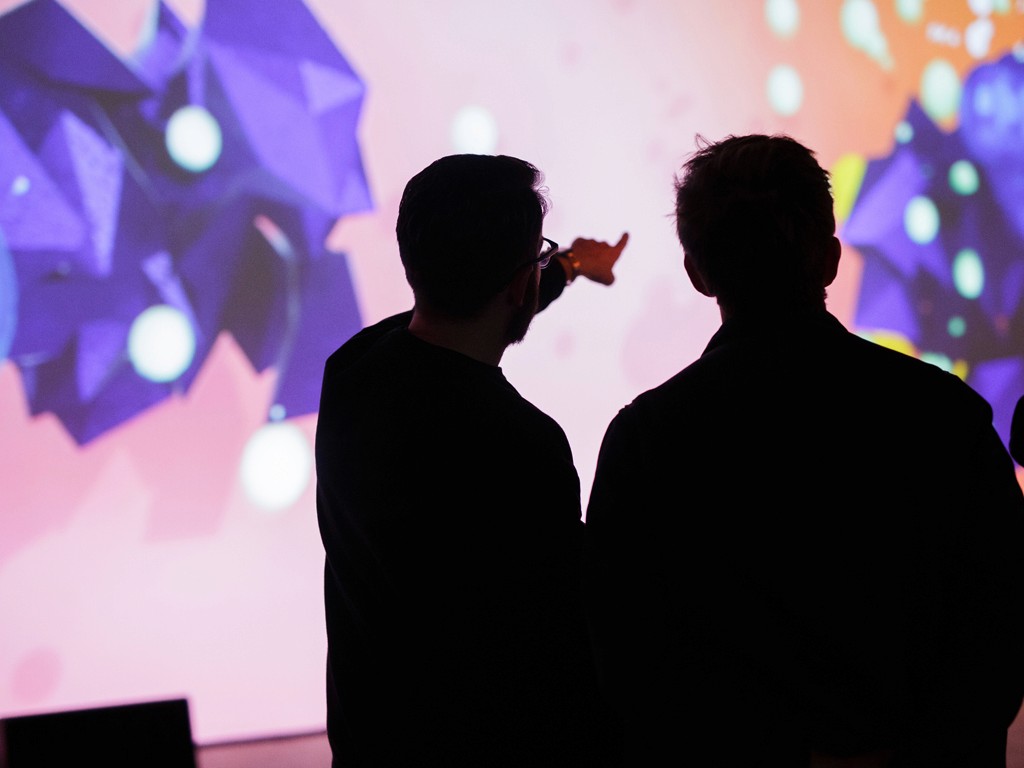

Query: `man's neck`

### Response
(407, 307, 506, 367)
(719, 301, 828, 324)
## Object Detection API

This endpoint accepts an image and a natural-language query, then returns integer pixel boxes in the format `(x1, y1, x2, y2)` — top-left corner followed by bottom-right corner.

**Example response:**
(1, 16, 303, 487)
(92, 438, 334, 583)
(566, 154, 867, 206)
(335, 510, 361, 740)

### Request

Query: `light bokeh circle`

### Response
(766, 0, 800, 38)
(165, 105, 223, 173)
(451, 105, 499, 154)
(239, 422, 313, 513)
(127, 304, 196, 383)
(903, 195, 940, 245)
(953, 248, 985, 299)
(948, 159, 980, 195)
(767, 64, 804, 116)
(920, 59, 962, 122)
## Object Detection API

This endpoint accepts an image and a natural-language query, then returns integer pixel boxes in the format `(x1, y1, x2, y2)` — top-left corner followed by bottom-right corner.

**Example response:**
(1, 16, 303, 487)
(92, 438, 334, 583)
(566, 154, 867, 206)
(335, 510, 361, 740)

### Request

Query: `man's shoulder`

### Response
(325, 310, 412, 372)
(610, 315, 993, 433)
(840, 329, 993, 417)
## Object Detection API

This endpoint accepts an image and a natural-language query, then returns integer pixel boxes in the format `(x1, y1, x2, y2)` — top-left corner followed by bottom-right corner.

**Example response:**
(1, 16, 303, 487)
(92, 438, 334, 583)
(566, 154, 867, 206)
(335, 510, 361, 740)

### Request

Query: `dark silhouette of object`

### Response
(1011, 395, 1024, 466)
(0, 699, 195, 768)
(584, 134, 1024, 767)
(316, 154, 626, 767)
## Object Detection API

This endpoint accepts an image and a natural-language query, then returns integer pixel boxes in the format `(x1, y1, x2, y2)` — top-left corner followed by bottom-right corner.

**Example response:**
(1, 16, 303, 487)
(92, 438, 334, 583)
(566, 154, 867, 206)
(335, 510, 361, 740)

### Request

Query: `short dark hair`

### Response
(674, 134, 836, 313)
(396, 154, 548, 317)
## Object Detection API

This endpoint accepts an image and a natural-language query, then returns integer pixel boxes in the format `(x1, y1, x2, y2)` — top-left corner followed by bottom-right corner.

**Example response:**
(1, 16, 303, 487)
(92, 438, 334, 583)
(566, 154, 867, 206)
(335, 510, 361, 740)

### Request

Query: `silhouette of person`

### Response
(316, 154, 627, 768)
(1011, 395, 1024, 466)
(584, 134, 1024, 767)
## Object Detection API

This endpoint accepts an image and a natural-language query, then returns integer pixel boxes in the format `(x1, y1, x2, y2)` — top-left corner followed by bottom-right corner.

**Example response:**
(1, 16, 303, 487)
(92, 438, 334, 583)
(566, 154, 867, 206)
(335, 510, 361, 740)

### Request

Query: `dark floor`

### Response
(196, 731, 331, 768)
(195, 718, 1024, 768)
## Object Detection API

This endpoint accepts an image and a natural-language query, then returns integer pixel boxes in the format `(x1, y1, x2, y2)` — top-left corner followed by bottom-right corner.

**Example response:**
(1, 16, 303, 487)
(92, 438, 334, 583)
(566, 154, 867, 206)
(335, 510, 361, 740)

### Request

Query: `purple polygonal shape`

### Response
(8, 165, 168, 366)
(960, 53, 1024, 242)
(17, 273, 172, 444)
(969, 357, 1024, 449)
(0, 0, 149, 94)
(0, 109, 86, 254)
(949, 187, 1024, 329)
(271, 248, 363, 419)
(46, 110, 124, 276)
(142, 251, 201, 334)
(997, 259, 1024, 325)
(200, 0, 372, 217)
(845, 74, 1024, 449)
(202, 40, 370, 216)
(25, 339, 172, 445)
(77, 319, 129, 402)
(841, 146, 950, 284)
(127, 2, 196, 92)
(217, 204, 341, 377)
(0, 0, 371, 445)
(200, 0, 356, 70)
(853, 258, 920, 343)
(0, 232, 15, 361)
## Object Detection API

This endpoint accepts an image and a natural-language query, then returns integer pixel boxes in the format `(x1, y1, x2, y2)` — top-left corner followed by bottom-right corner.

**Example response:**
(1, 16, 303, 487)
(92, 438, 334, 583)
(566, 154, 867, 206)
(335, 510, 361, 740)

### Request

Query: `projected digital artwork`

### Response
(1, 0, 1023, 751)
(843, 51, 1024, 446)
(0, 0, 370, 445)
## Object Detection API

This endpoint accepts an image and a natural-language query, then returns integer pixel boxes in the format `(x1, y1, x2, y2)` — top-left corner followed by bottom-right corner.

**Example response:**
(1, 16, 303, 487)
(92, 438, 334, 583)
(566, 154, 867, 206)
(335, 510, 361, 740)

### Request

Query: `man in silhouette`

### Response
(584, 134, 1024, 767)
(316, 154, 627, 767)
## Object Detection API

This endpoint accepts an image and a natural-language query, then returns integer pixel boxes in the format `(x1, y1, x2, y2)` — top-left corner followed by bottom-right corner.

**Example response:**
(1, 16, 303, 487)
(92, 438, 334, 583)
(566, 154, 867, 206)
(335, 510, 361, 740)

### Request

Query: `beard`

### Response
(504, 271, 540, 346)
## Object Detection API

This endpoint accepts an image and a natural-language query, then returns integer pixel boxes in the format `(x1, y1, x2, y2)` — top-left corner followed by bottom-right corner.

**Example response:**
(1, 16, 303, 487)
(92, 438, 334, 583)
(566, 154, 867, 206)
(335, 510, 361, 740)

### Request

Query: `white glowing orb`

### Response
(128, 304, 196, 383)
(894, 120, 914, 143)
(841, 0, 890, 64)
(953, 248, 985, 299)
(451, 105, 499, 154)
(965, 17, 994, 59)
(920, 59, 961, 122)
(841, 0, 879, 47)
(903, 195, 939, 245)
(10, 175, 29, 196)
(967, 0, 994, 15)
(948, 159, 980, 195)
(767, 64, 803, 116)
(165, 105, 223, 173)
(895, 0, 925, 23)
(240, 422, 313, 512)
(269, 403, 287, 421)
(920, 352, 954, 372)
(766, 0, 800, 38)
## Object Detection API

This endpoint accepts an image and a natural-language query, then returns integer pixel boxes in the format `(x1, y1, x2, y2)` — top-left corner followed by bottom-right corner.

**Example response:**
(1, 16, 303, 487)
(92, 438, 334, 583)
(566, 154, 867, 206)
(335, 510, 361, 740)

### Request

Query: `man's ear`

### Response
(822, 236, 841, 288)
(506, 263, 535, 308)
(684, 253, 713, 297)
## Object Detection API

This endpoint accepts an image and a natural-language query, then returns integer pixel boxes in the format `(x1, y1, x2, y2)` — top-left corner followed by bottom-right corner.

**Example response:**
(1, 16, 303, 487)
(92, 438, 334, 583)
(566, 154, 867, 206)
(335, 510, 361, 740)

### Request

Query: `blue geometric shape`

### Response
(271, 248, 363, 419)
(77, 319, 128, 402)
(960, 53, 1024, 242)
(0, 0, 372, 444)
(0, 109, 86, 253)
(0, 230, 16, 361)
(60, 111, 124, 276)
(970, 357, 1024, 449)
(845, 58, 1024, 451)
(300, 59, 366, 116)
(0, 0, 148, 94)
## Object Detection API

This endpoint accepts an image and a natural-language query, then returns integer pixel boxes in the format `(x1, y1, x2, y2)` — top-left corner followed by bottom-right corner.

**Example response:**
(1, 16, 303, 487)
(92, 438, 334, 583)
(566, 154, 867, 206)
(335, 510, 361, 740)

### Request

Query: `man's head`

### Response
(674, 134, 840, 316)
(396, 154, 549, 320)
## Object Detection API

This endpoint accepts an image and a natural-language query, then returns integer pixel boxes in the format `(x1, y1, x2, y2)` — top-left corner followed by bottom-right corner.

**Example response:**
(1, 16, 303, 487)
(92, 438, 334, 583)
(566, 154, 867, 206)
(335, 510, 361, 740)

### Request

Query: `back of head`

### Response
(396, 154, 548, 318)
(674, 134, 836, 315)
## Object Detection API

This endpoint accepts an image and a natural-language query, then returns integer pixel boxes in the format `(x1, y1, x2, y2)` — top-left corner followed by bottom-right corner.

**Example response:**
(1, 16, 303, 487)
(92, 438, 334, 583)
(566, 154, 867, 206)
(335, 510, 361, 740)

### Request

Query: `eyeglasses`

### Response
(494, 237, 558, 288)
(533, 237, 558, 270)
